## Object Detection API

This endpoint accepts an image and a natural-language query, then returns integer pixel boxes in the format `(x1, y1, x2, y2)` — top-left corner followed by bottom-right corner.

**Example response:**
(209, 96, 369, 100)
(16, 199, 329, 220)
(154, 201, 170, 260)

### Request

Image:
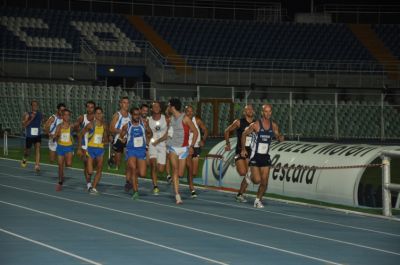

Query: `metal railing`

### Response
(380, 151, 400, 217)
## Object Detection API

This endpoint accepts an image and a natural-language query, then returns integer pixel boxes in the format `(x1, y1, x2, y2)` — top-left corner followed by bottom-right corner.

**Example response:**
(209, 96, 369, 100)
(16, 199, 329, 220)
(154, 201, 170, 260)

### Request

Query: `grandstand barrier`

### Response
(381, 150, 400, 216)
(204, 154, 224, 187)
(204, 139, 400, 209)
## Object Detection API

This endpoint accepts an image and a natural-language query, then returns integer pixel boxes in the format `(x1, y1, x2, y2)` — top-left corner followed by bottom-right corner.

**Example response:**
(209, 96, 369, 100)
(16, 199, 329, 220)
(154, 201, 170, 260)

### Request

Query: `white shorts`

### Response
(48, 138, 57, 152)
(168, 146, 189, 160)
(148, 144, 167, 165)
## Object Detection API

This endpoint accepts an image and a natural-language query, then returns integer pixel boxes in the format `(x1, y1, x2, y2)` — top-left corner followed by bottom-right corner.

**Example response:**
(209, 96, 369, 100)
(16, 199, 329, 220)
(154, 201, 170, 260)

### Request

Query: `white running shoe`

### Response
(254, 199, 264, 208)
(175, 194, 183, 204)
(235, 194, 247, 203)
(90, 187, 99, 195)
(166, 175, 172, 184)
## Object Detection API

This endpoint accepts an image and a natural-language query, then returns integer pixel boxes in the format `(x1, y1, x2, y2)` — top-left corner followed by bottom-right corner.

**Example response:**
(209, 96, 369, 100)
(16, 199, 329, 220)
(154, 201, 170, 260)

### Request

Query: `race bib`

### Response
(245, 136, 252, 147)
(257, 143, 269, 154)
(30, 128, 39, 136)
(134, 137, 143, 147)
(61, 133, 70, 143)
(93, 134, 103, 144)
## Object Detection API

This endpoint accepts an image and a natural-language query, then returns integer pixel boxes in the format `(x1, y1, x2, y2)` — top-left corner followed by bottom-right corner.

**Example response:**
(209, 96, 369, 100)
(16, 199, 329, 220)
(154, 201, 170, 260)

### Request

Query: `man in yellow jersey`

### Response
(52, 109, 74, 191)
(79, 107, 108, 194)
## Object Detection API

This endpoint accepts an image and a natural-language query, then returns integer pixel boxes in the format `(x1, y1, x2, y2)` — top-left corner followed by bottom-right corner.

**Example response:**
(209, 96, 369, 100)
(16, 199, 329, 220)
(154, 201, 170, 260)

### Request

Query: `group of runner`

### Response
(21, 97, 283, 207)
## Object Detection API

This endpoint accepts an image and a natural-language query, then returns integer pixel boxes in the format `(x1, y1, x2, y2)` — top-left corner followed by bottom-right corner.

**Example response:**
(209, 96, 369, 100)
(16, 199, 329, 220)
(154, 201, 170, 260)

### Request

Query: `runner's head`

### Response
(244, 104, 254, 118)
(261, 104, 272, 120)
(140, 103, 149, 119)
(94, 106, 103, 121)
(151, 101, 161, 115)
(130, 107, 141, 123)
(184, 105, 194, 119)
(86, 100, 96, 115)
(168, 98, 182, 114)
(31, 100, 39, 112)
(57, 103, 66, 116)
(119, 97, 129, 112)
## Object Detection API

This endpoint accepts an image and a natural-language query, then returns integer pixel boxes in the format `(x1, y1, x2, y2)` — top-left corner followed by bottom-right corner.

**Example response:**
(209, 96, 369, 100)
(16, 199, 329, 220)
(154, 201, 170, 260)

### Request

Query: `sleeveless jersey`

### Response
(113, 111, 131, 143)
(58, 126, 73, 147)
(87, 123, 105, 148)
(188, 116, 201, 147)
(236, 117, 255, 154)
(49, 114, 62, 136)
(126, 122, 146, 150)
(167, 113, 189, 147)
(25, 111, 42, 138)
(149, 114, 168, 146)
(250, 119, 274, 160)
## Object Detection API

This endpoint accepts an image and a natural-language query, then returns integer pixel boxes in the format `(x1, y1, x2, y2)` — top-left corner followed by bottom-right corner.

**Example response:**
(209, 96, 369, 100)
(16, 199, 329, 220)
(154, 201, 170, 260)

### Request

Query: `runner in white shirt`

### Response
(148, 101, 169, 195)
(44, 103, 65, 164)
(184, 105, 208, 198)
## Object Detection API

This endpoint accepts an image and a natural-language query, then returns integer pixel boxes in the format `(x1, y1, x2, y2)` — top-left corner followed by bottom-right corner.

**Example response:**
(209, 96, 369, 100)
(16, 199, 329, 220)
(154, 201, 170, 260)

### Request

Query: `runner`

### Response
(21, 99, 43, 173)
(79, 106, 108, 194)
(224, 104, 256, 203)
(120, 107, 150, 199)
(44, 103, 65, 163)
(52, 109, 74, 191)
(166, 98, 198, 204)
(241, 104, 284, 208)
(148, 101, 169, 195)
(184, 105, 208, 198)
(75, 100, 95, 187)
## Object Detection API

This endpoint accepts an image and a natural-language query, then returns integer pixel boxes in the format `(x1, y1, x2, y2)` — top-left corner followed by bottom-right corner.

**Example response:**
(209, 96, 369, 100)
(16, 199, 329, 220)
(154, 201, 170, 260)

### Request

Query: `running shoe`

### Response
(190, 190, 197, 198)
(90, 187, 99, 195)
(34, 164, 40, 173)
(21, 159, 27, 168)
(254, 199, 264, 209)
(152, 186, 160, 195)
(124, 182, 133, 192)
(235, 194, 247, 203)
(175, 194, 183, 205)
(132, 191, 139, 200)
(166, 175, 172, 184)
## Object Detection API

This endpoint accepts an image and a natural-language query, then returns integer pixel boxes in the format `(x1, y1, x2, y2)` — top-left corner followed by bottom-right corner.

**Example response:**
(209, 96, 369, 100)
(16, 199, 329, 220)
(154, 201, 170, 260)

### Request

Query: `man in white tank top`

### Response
(109, 97, 131, 188)
(44, 103, 66, 163)
(148, 101, 169, 195)
(184, 105, 208, 198)
(75, 100, 95, 190)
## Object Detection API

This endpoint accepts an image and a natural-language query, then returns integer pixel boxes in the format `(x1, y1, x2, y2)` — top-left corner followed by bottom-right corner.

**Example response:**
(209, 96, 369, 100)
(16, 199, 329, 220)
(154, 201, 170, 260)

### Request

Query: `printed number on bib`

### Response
(30, 128, 39, 136)
(257, 143, 269, 154)
(134, 137, 143, 147)
(61, 133, 70, 143)
(94, 134, 103, 144)
(245, 136, 252, 147)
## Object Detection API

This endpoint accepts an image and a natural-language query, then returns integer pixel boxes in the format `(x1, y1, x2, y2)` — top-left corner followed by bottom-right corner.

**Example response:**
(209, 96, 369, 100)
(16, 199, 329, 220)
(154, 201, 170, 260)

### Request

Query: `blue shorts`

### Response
(56, 145, 74, 156)
(126, 148, 146, 160)
(87, 147, 104, 159)
(168, 146, 189, 159)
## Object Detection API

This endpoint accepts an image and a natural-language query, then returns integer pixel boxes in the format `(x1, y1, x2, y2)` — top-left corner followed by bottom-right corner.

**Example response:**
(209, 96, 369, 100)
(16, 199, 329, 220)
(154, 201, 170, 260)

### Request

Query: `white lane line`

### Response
(0, 200, 228, 265)
(0, 198, 342, 265)
(1, 170, 400, 241)
(0, 227, 102, 265)
(1, 173, 400, 258)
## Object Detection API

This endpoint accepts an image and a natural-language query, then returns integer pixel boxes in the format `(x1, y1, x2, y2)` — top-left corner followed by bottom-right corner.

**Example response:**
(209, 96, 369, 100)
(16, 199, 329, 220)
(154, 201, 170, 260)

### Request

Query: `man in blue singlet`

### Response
(21, 100, 43, 172)
(241, 104, 284, 208)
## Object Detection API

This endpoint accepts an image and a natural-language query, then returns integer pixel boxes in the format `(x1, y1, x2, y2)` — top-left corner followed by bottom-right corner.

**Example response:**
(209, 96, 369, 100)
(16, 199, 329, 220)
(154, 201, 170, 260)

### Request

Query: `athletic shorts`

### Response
(87, 147, 104, 159)
(48, 138, 58, 152)
(148, 144, 167, 164)
(26, 136, 41, 149)
(234, 147, 251, 162)
(168, 146, 189, 160)
(249, 154, 272, 168)
(126, 148, 146, 160)
(56, 145, 74, 156)
(192, 147, 201, 158)
(112, 138, 126, 153)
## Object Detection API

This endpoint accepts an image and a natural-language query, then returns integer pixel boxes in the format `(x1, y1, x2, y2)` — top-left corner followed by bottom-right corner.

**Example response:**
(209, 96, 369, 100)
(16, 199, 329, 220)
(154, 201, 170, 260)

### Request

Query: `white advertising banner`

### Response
(203, 139, 400, 206)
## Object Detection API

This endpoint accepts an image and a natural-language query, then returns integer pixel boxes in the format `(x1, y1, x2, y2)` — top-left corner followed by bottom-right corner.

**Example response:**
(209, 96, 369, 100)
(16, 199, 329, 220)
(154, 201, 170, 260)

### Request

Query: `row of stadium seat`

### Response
(0, 82, 399, 139)
(1, 7, 399, 70)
